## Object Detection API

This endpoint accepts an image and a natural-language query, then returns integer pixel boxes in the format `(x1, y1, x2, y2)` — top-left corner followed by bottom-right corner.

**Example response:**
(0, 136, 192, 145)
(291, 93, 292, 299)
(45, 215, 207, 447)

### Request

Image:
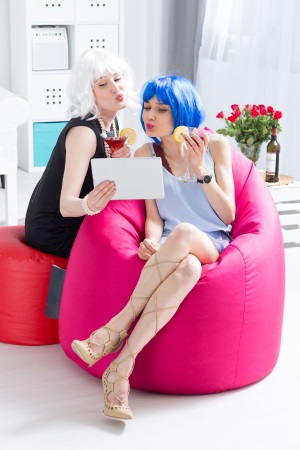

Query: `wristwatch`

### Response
(197, 173, 212, 184)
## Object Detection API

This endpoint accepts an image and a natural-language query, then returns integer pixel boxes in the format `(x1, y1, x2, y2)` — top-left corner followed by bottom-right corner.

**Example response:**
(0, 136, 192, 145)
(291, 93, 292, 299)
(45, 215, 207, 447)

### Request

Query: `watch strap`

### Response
(197, 173, 212, 184)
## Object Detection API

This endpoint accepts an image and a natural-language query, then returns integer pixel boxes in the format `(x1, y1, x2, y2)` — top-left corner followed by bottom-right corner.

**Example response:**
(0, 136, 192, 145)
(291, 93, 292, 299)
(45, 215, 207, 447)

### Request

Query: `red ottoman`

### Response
(0, 226, 68, 345)
(59, 145, 285, 394)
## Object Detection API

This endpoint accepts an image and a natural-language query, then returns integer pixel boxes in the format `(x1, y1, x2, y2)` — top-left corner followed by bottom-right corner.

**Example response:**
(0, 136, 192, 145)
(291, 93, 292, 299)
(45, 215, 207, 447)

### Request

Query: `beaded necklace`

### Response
(98, 116, 117, 157)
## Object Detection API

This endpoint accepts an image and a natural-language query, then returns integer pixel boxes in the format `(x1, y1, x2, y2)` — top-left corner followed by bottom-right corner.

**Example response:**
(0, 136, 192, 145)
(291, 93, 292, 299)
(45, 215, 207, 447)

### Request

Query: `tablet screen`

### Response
(91, 157, 165, 200)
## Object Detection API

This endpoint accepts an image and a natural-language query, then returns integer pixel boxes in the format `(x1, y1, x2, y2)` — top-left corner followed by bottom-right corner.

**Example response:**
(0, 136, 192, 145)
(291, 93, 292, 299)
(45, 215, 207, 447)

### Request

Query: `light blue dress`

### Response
(151, 143, 232, 253)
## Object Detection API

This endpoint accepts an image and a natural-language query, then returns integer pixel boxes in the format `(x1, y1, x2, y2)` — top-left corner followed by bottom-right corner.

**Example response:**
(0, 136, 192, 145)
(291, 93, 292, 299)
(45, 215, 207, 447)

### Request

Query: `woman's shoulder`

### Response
(134, 142, 153, 157)
(207, 131, 228, 145)
(65, 120, 98, 154)
(66, 117, 98, 137)
(68, 116, 98, 129)
(208, 132, 231, 159)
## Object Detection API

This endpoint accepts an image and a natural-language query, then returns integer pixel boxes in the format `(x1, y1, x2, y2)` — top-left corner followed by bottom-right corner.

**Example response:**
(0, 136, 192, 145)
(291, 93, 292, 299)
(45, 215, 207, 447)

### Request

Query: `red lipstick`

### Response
(146, 123, 155, 130)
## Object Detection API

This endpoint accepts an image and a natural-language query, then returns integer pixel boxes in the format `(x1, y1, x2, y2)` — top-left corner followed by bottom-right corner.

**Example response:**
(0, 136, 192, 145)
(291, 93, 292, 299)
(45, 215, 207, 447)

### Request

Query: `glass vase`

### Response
(237, 142, 262, 165)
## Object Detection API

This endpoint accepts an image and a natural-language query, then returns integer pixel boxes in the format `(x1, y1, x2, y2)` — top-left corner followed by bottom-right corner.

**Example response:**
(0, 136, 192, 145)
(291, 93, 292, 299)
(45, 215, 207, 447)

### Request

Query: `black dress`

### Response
(25, 116, 116, 257)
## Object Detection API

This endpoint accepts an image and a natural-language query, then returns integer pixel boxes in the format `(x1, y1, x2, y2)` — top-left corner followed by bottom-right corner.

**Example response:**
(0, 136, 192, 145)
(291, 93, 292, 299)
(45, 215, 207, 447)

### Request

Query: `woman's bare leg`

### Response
(103, 223, 219, 409)
(87, 251, 182, 354)
(89, 223, 218, 353)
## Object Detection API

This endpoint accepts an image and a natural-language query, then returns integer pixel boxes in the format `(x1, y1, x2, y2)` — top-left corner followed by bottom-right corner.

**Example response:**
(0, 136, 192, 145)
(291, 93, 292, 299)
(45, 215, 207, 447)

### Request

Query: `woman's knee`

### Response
(176, 254, 202, 284)
(169, 223, 198, 243)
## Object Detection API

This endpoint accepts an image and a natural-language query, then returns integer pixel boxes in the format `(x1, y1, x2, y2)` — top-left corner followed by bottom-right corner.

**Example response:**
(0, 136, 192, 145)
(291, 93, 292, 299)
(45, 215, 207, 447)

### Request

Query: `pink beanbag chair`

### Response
(59, 146, 285, 394)
(0, 226, 68, 345)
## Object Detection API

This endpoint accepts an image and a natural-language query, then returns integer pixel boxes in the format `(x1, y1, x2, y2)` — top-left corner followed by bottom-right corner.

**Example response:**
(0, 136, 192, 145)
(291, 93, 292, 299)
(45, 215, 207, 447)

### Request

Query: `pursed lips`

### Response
(146, 123, 155, 130)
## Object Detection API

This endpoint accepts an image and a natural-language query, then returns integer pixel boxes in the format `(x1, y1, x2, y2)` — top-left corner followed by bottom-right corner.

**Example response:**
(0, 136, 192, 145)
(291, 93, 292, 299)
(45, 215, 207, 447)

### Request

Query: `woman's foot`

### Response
(102, 363, 133, 419)
(102, 342, 135, 419)
(71, 326, 128, 368)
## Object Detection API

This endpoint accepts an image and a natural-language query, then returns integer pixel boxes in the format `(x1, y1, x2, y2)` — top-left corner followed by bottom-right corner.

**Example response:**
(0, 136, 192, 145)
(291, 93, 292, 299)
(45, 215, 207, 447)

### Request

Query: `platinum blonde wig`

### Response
(67, 49, 137, 119)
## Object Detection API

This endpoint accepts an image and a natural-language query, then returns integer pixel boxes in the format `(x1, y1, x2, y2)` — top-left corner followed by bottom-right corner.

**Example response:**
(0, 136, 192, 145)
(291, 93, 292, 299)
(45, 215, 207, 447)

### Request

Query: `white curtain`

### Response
(196, 0, 300, 178)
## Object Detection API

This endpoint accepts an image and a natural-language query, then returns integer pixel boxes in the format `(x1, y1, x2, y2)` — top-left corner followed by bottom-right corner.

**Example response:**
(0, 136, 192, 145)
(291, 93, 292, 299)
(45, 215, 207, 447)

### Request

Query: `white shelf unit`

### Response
(10, 0, 123, 172)
(269, 181, 300, 246)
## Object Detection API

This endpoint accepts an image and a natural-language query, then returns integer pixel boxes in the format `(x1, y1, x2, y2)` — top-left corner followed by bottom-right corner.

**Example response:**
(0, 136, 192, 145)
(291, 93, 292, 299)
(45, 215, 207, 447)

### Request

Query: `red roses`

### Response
(216, 104, 283, 146)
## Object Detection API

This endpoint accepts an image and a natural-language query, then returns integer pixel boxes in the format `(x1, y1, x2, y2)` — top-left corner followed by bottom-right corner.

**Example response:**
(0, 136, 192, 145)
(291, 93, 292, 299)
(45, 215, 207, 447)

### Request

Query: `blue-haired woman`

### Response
(25, 49, 137, 257)
(72, 75, 236, 419)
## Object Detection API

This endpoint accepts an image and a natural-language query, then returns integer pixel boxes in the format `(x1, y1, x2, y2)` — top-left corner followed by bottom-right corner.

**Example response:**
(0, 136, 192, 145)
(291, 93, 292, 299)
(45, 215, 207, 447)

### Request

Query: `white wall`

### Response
(122, 0, 172, 151)
(0, 0, 11, 89)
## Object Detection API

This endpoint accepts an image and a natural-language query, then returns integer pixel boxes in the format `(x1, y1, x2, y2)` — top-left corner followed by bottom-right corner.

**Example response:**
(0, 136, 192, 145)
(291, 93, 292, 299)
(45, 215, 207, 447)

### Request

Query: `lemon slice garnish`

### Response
(173, 126, 189, 143)
(120, 128, 136, 145)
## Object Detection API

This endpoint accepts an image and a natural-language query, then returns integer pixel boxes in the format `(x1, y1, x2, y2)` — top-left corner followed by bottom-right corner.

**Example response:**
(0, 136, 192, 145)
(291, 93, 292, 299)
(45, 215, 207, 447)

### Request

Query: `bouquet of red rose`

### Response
(216, 104, 283, 146)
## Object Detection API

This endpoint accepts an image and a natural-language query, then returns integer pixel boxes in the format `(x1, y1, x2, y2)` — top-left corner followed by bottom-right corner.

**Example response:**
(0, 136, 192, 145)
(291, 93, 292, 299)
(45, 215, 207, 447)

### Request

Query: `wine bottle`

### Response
(265, 125, 280, 182)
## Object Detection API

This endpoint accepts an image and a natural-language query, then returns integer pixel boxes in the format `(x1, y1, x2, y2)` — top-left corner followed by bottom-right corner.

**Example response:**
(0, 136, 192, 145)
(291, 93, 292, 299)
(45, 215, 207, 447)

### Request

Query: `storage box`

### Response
(31, 0, 75, 23)
(32, 27, 69, 71)
(75, 24, 119, 59)
(31, 72, 69, 121)
(33, 121, 67, 167)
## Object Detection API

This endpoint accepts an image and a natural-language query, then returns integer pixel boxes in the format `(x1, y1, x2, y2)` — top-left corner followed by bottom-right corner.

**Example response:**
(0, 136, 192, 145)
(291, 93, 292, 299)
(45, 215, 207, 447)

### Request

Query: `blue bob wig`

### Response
(140, 75, 206, 143)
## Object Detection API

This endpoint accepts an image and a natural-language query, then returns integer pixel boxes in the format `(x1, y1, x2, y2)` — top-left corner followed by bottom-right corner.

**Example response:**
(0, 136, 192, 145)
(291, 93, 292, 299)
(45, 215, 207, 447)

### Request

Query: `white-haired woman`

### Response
(25, 49, 137, 257)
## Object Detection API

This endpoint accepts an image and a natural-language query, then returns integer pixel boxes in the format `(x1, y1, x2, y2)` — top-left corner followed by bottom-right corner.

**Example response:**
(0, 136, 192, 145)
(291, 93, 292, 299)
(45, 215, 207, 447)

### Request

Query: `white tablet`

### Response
(91, 157, 165, 200)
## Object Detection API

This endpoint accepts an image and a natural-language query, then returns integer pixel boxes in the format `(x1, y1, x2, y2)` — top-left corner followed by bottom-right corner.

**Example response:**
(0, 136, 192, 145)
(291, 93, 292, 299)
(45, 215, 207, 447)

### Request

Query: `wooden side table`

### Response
(266, 177, 300, 246)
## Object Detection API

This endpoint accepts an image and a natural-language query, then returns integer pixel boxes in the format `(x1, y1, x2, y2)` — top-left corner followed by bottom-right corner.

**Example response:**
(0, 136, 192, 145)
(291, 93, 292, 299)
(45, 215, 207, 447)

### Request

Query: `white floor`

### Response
(0, 170, 300, 450)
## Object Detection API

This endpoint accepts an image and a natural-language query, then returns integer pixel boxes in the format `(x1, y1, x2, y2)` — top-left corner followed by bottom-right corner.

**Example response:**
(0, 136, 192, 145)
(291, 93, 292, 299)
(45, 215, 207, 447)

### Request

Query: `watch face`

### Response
(203, 174, 212, 183)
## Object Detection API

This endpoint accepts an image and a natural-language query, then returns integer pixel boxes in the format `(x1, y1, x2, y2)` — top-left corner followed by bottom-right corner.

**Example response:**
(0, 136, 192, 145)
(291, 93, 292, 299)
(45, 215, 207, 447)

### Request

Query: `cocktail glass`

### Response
(100, 131, 127, 153)
(176, 164, 198, 183)
(175, 127, 205, 182)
